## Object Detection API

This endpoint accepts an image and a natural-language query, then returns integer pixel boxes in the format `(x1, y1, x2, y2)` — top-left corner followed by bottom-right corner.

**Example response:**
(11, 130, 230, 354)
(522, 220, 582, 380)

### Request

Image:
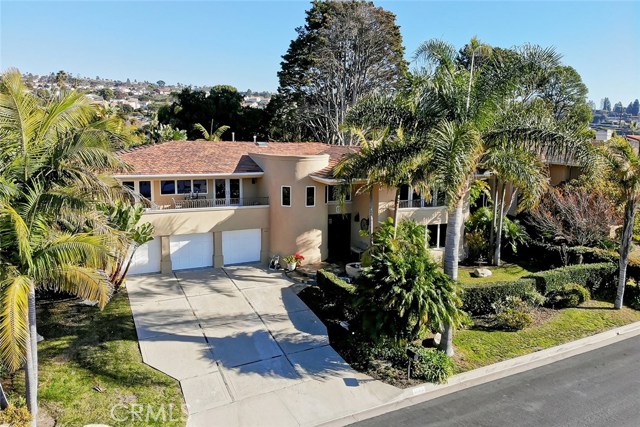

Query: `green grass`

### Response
(454, 300, 640, 373)
(7, 290, 185, 427)
(458, 263, 532, 285)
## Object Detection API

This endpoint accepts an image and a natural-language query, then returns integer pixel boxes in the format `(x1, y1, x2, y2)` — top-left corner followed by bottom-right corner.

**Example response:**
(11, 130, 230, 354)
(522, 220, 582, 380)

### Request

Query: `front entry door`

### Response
(328, 214, 351, 261)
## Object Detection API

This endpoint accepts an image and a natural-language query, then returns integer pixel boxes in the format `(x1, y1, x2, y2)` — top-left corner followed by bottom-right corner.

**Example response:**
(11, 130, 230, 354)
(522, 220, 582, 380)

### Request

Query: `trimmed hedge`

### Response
(515, 241, 619, 269)
(461, 279, 539, 316)
(317, 269, 356, 302)
(527, 262, 617, 298)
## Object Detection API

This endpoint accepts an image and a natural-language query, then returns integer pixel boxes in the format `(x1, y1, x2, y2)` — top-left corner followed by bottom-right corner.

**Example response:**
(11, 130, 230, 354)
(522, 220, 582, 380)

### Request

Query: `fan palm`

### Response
(602, 138, 640, 309)
(193, 123, 230, 141)
(0, 69, 129, 422)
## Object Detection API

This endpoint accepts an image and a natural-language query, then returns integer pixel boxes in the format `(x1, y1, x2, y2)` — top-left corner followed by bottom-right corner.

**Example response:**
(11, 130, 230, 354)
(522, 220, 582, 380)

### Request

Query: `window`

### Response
(229, 179, 240, 202)
(325, 185, 350, 203)
(122, 181, 134, 190)
(281, 186, 291, 207)
(306, 186, 316, 207)
(192, 179, 207, 194)
(160, 180, 175, 195)
(426, 224, 448, 248)
(139, 181, 151, 198)
(177, 180, 191, 194)
(215, 179, 226, 200)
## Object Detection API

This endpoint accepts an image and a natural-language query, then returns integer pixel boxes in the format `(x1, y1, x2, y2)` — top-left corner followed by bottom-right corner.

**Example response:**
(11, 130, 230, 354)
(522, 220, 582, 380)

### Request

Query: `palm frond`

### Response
(0, 273, 31, 372)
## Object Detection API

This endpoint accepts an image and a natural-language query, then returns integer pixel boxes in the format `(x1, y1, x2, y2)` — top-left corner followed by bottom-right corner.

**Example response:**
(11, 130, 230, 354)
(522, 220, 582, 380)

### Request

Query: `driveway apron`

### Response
(126, 264, 400, 426)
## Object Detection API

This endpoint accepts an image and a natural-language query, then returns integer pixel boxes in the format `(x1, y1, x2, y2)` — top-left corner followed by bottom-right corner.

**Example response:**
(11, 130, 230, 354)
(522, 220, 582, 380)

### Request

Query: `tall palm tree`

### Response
(603, 138, 640, 309)
(0, 69, 129, 422)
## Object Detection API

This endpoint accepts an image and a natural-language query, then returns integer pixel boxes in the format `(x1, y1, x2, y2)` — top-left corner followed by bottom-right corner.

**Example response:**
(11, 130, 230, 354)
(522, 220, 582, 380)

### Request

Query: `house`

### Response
(115, 140, 452, 274)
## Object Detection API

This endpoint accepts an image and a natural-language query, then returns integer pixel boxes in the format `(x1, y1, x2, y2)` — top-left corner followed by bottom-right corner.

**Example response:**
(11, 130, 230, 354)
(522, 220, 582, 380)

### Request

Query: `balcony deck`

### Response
(144, 197, 269, 211)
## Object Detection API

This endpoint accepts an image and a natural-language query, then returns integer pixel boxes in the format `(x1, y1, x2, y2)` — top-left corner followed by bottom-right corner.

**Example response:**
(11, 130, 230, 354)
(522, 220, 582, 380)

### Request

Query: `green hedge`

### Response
(461, 279, 539, 316)
(317, 269, 356, 302)
(527, 262, 617, 298)
(567, 246, 618, 264)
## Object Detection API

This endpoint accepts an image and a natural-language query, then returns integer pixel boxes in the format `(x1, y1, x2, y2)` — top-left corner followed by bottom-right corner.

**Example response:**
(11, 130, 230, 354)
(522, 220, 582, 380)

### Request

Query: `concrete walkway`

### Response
(126, 265, 400, 427)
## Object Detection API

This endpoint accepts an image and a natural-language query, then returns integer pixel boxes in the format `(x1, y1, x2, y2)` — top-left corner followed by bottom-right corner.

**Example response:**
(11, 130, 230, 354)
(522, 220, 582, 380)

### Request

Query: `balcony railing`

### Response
(143, 197, 269, 211)
(398, 199, 446, 209)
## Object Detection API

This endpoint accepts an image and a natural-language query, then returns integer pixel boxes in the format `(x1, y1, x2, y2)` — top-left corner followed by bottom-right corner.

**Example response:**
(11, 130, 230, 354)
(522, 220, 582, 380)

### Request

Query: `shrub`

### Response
(527, 263, 617, 299)
(461, 279, 543, 316)
(466, 230, 490, 262)
(626, 280, 640, 310)
(495, 308, 532, 331)
(317, 269, 356, 301)
(410, 347, 454, 384)
(546, 283, 591, 308)
(0, 405, 32, 427)
(567, 246, 618, 264)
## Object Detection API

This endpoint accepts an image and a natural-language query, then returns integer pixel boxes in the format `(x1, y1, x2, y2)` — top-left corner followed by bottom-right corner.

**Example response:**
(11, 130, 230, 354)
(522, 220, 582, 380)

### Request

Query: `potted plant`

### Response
(282, 255, 297, 271)
(282, 253, 304, 271)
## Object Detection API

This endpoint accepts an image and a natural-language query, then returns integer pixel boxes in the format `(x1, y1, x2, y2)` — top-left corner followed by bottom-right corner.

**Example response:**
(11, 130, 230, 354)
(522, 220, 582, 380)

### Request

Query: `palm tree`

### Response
(334, 127, 419, 238)
(193, 123, 230, 141)
(603, 137, 640, 309)
(0, 69, 129, 422)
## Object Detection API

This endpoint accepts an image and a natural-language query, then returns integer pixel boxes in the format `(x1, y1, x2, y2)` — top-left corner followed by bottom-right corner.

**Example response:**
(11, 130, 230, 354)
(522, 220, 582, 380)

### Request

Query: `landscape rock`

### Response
(471, 268, 493, 278)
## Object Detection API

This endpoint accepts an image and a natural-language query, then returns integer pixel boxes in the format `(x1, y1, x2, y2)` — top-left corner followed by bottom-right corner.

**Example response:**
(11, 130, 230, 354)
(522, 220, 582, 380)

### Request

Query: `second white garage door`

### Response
(222, 229, 261, 265)
(170, 233, 214, 270)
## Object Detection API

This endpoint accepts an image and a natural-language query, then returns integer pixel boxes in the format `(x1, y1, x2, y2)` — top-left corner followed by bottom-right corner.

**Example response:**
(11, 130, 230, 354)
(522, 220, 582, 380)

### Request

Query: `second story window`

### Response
(306, 186, 316, 207)
(282, 186, 291, 207)
(326, 185, 351, 203)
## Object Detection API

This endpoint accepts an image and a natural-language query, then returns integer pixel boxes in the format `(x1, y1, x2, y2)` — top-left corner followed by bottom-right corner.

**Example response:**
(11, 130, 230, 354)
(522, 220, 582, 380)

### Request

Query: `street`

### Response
(351, 335, 640, 427)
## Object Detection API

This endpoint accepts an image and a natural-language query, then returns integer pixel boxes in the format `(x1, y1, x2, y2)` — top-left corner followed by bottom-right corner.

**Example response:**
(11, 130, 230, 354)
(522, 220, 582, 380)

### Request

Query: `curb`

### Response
(318, 321, 640, 427)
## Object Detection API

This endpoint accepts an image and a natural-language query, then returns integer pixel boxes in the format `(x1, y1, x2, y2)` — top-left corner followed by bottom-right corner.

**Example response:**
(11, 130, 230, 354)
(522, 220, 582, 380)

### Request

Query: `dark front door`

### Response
(328, 214, 351, 261)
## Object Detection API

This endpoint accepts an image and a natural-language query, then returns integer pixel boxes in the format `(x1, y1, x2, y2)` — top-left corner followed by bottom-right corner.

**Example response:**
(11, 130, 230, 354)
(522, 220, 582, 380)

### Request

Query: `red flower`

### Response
(294, 253, 305, 261)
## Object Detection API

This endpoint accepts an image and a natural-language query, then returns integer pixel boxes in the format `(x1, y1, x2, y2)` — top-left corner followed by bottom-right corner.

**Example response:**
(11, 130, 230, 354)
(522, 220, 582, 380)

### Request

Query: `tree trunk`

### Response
(369, 188, 374, 246)
(0, 382, 9, 410)
(114, 245, 140, 292)
(489, 180, 499, 249)
(392, 188, 401, 238)
(615, 200, 637, 309)
(25, 284, 38, 425)
(439, 197, 465, 356)
(494, 183, 507, 266)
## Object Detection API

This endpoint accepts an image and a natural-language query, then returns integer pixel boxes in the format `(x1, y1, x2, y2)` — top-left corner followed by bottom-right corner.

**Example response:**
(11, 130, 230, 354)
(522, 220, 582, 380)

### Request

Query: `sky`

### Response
(1, 1, 638, 105)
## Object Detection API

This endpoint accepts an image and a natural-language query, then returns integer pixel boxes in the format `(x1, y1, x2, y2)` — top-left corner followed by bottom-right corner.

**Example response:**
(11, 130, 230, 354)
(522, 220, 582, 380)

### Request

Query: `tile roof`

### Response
(117, 140, 359, 176)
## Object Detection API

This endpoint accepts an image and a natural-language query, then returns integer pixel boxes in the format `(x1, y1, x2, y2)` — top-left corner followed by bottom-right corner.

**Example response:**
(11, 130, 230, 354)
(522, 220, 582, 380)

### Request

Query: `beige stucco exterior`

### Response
(117, 149, 453, 270)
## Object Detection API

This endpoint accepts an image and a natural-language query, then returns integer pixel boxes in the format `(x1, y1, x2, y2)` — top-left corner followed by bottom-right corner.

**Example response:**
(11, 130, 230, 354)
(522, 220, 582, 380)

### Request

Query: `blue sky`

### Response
(1, 1, 638, 105)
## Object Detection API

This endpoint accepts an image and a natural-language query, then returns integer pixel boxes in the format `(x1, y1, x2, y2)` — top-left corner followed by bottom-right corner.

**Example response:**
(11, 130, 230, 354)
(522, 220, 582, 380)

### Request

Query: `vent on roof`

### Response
(256, 141, 268, 147)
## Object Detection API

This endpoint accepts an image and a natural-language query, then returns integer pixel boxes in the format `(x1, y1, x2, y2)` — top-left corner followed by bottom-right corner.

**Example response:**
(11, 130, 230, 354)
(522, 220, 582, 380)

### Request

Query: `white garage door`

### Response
(128, 238, 161, 275)
(222, 229, 261, 265)
(170, 233, 214, 270)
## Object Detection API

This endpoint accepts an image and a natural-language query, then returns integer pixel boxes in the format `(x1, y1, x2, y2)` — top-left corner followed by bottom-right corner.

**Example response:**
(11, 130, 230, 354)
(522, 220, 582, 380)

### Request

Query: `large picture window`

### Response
(325, 185, 350, 203)
(160, 180, 175, 195)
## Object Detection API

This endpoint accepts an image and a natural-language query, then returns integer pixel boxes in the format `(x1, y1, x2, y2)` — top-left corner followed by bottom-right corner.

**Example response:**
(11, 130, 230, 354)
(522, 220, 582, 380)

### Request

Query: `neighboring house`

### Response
(115, 140, 451, 274)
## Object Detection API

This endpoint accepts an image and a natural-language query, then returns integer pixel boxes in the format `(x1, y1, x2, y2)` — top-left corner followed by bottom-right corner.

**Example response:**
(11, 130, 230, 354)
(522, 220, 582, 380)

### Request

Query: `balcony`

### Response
(143, 197, 269, 211)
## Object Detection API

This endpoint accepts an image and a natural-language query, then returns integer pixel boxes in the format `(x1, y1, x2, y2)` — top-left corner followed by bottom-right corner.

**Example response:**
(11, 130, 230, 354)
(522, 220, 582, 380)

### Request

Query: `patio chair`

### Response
(172, 198, 183, 209)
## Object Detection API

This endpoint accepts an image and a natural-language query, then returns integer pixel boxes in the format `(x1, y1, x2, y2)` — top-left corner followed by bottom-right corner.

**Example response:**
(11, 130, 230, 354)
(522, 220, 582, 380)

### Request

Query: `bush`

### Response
(527, 263, 617, 299)
(567, 246, 617, 264)
(0, 405, 32, 427)
(495, 308, 533, 331)
(461, 279, 543, 316)
(546, 283, 591, 308)
(410, 347, 454, 384)
(317, 270, 356, 302)
(626, 280, 640, 310)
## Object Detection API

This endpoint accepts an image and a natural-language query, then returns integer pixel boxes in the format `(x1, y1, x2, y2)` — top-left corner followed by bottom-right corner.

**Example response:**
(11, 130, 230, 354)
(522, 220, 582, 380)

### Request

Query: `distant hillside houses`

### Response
(242, 95, 271, 109)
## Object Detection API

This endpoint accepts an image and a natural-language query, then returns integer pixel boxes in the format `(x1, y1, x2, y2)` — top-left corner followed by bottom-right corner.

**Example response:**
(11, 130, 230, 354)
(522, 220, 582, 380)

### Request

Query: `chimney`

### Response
(253, 135, 257, 143)
(232, 132, 235, 142)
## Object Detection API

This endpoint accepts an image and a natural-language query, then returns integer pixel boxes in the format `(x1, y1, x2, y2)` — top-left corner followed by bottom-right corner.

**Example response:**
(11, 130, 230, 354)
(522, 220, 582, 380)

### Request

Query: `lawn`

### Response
(457, 263, 533, 285)
(4, 290, 185, 427)
(454, 300, 640, 373)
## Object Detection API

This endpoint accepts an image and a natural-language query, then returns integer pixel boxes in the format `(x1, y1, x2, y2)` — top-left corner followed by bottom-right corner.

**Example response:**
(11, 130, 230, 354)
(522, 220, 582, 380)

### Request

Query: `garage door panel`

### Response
(128, 238, 161, 275)
(222, 229, 261, 265)
(170, 233, 213, 270)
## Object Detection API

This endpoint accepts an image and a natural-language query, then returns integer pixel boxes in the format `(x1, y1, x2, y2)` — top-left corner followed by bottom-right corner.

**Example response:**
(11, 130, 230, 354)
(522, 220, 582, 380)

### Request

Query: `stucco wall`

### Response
(251, 153, 330, 263)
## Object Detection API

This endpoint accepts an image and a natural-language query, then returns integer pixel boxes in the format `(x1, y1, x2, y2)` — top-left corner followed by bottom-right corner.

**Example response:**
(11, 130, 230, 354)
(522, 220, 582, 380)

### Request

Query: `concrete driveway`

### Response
(126, 265, 400, 427)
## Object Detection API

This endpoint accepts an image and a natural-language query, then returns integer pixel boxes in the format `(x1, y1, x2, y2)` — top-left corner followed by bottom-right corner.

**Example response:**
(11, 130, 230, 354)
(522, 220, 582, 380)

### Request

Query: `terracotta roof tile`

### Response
(117, 140, 359, 176)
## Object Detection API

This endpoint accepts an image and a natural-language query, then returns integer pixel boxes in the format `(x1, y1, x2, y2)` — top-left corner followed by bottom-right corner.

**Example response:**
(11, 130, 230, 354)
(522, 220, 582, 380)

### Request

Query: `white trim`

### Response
(310, 175, 366, 185)
(281, 185, 292, 207)
(305, 186, 316, 208)
(115, 172, 264, 179)
(143, 205, 269, 215)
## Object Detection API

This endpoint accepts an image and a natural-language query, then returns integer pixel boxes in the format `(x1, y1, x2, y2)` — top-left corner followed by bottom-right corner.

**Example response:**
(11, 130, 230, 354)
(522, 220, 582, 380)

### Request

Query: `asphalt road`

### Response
(351, 335, 640, 427)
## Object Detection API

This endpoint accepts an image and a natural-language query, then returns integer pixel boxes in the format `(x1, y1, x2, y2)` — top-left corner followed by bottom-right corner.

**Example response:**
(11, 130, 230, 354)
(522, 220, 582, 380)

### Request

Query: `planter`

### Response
(286, 262, 297, 271)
